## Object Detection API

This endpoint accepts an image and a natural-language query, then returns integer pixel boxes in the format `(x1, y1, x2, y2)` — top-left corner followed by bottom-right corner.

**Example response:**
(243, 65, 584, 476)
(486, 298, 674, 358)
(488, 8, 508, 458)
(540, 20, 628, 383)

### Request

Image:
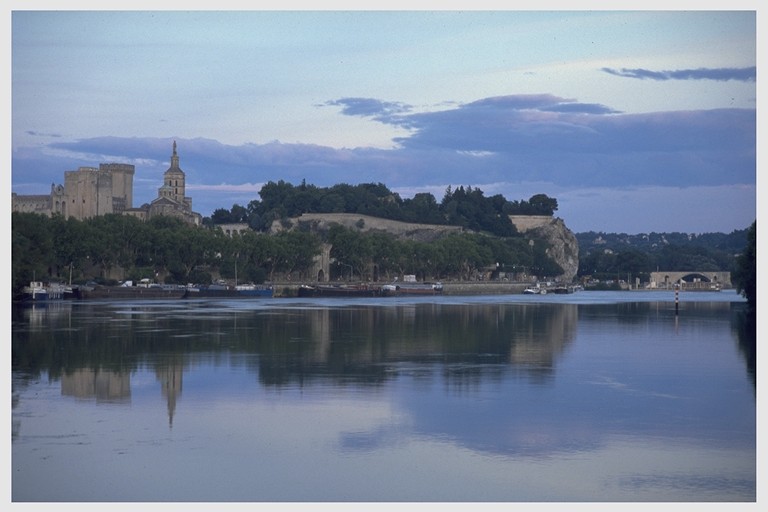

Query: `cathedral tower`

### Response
(158, 140, 186, 205)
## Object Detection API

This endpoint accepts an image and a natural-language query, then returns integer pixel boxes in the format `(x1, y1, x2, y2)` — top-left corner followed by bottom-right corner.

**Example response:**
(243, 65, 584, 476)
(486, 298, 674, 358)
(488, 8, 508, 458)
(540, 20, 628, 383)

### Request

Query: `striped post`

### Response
(675, 284, 679, 315)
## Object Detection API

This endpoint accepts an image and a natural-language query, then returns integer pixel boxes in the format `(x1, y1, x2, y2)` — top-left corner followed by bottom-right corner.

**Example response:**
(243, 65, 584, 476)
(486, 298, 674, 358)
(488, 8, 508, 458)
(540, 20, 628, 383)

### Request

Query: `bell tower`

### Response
(159, 140, 186, 204)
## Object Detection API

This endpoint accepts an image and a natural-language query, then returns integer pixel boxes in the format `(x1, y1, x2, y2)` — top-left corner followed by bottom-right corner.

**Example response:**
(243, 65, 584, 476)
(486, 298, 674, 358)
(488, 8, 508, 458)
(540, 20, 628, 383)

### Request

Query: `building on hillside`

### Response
(12, 141, 201, 226)
(12, 163, 135, 220)
(215, 223, 251, 237)
(125, 141, 201, 225)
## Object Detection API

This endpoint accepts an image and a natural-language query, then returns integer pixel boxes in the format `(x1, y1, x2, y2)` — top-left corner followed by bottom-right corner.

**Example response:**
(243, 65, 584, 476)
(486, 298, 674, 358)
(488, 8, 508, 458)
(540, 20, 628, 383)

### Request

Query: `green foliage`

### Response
(576, 227, 750, 279)
(11, 212, 56, 290)
(319, 224, 559, 282)
(733, 220, 756, 310)
(211, 179, 559, 238)
(10, 212, 322, 290)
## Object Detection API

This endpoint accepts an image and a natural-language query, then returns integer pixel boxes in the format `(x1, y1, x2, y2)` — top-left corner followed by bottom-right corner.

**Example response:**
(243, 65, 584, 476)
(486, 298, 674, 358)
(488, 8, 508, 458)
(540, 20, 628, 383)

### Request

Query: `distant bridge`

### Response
(649, 271, 731, 290)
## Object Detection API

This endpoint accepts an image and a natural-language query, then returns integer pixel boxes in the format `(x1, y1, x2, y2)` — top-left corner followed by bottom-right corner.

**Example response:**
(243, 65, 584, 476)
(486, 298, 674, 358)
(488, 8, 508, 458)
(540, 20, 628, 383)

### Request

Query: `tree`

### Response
(272, 231, 321, 280)
(11, 212, 55, 289)
(210, 208, 234, 224)
(528, 194, 558, 215)
(327, 224, 372, 280)
(230, 204, 249, 223)
(733, 220, 756, 310)
(435, 234, 493, 281)
(401, 192, 444, 224)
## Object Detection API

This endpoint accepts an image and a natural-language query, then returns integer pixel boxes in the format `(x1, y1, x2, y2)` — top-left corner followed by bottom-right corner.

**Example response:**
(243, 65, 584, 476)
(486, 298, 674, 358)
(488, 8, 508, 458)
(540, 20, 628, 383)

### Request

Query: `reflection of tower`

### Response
(156, 361, 183, 428)
(61, 369, 131, 403)
(311, 309, 331, 362)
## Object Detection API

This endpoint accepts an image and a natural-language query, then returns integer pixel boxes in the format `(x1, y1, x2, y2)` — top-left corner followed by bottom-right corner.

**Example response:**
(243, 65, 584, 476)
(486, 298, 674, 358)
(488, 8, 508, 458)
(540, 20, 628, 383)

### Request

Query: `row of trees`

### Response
(576, 221, 756, 311)
(577, 244, 739, 282)
(574, 228, 750, 282)
(732, 221, 756, 311)
(11, 213, 315, 291)
(207, 180, 559, 237)
(11, 211, 563, 292)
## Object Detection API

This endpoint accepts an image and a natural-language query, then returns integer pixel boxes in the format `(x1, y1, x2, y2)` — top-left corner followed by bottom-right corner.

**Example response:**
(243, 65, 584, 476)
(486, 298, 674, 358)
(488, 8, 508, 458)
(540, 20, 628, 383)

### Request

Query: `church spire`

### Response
(170, 140, 180, 170)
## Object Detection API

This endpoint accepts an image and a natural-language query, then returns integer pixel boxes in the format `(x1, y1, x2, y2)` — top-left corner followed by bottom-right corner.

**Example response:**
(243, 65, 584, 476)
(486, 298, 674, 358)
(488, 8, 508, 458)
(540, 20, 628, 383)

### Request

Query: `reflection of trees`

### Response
(731, 305, 755, 393)
(12, 301, 578, 389)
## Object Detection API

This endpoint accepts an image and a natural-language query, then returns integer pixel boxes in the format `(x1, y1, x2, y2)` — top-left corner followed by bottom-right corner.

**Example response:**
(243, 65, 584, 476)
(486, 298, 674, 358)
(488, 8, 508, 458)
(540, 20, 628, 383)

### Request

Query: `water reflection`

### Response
(11, 296, 755, 502)
(61, 369, 131, 403)
(13, 301, 578, 409)
(732, 307, 756, 392)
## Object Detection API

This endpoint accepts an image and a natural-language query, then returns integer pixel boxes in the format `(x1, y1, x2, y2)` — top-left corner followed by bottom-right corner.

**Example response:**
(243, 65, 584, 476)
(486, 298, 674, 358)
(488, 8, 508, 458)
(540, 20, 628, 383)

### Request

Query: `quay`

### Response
(271, 281, 531, 297)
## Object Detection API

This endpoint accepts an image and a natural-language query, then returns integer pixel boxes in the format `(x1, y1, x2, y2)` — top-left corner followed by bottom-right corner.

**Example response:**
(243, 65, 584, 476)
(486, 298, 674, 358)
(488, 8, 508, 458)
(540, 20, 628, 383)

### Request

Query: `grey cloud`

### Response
(539, 103, 621, 115)
(26, 130, 62, 138)
(602, 66, 756, 82)
(13, 94, 755, 223)
(324, 97, 412, 125)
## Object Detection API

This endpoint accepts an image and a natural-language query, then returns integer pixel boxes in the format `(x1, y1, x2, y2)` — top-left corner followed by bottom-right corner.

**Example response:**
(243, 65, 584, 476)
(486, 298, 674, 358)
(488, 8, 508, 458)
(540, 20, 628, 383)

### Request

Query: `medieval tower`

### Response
(157, 141, 190, 208)
(13, 140, 200, 225)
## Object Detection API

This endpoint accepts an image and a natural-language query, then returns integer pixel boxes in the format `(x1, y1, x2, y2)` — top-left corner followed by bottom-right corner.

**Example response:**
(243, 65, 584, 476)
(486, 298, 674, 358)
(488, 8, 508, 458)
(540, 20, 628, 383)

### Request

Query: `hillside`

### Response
(575, 229, 748, 256)
(271, 212, 580, 282)
(269, 213, 463, 242)
(574, 228, 750, 279)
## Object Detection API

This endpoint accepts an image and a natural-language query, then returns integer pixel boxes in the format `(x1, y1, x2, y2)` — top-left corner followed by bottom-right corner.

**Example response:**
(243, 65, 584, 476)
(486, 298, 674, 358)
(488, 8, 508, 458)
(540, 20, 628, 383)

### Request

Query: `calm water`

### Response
(11, 290, 756, 502)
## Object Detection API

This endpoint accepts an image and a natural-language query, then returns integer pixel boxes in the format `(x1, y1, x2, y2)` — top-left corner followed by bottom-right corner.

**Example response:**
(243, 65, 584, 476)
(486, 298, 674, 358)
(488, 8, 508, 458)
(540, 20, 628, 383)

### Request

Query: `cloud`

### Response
(26, 130, 62, 138)
(323, 98, 413, 125)
(11, 93, 755, 232)
(601, 66, 756, 82)
(186, 182, 264, 193)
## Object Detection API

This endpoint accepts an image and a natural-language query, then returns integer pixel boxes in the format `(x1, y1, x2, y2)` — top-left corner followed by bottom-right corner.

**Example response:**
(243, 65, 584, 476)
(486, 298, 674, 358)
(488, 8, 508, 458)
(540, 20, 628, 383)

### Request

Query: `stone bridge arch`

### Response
(649, 271, 731, 289)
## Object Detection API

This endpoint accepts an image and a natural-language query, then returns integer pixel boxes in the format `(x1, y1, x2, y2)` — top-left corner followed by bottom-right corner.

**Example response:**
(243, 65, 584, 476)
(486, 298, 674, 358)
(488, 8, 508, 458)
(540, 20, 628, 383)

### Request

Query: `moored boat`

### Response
(17, 281, 70, 302)
(381, 281, 443, 296)
(184, 283, 239, 298)
(184, 282, 274, 298)
(18, 281, 51, 302)
(76, 283, 187, 300)
(522, 285, 547, 295)
(235, 283, 274, 298)
(298, 283, 383, 298)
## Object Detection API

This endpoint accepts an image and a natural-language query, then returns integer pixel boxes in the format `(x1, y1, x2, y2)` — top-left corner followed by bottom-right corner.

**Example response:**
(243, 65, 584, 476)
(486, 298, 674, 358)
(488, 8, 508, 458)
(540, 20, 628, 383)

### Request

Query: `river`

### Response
(10, 290, 756, 502)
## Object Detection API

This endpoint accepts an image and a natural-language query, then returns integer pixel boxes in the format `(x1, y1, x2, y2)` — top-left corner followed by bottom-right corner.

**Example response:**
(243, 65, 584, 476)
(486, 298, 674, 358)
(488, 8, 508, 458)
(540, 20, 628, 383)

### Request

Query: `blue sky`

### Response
(6, 4, 759, 234)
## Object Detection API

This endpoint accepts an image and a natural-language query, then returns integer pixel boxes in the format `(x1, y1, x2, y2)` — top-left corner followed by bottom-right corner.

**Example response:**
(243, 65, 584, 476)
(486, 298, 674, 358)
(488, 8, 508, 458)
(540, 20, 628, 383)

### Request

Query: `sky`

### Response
(5, 2, 760, 234)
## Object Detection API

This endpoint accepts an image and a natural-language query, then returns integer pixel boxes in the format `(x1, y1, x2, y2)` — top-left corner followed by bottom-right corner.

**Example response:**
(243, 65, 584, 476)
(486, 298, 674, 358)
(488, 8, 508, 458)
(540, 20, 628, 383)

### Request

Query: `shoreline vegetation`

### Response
(268, 280, 727, 298)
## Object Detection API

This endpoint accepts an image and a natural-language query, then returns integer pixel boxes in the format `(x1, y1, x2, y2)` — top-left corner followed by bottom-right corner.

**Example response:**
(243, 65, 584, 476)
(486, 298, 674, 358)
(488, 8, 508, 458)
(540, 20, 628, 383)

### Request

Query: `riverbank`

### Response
(268, 281, 734, 297)
(270, 281, 531, 297)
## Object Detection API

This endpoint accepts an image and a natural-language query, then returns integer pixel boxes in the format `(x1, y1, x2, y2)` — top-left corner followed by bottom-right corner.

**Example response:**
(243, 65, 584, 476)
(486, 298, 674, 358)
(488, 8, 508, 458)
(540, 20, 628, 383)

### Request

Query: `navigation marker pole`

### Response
(674, 284, 679, 316)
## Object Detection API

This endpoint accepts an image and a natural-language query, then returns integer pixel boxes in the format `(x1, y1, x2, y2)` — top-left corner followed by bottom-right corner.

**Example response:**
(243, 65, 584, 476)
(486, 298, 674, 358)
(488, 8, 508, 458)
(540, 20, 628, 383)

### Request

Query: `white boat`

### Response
(381, 281, 443, 296)
(18, 281, 67, 302)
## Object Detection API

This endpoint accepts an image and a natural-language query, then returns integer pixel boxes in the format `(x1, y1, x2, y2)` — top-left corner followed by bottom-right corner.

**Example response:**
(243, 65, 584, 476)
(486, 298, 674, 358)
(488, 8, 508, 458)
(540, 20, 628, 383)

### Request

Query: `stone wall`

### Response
(271, 213, 464, 242)
(508, 215, 553, 233)
(271, 212, 580, 283)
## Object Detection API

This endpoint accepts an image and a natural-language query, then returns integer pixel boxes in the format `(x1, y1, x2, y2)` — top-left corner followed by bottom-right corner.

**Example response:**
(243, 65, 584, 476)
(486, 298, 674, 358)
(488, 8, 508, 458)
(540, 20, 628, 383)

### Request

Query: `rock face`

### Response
(509, 215, 580, 282)
(270, 213, 463, 242)
(272, 212, 580, 282)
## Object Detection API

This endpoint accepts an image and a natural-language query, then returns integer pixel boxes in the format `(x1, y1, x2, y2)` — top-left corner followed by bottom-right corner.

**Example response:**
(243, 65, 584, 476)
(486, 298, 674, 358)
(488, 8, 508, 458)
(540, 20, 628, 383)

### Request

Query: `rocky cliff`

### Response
(270, 213, 463, 242)
(508, 215, 580, 282)
(272, 212, 580, 282)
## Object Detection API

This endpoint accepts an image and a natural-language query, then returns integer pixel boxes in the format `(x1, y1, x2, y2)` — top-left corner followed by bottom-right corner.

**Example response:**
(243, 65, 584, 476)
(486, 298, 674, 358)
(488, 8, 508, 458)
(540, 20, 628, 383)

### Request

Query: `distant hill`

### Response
(575, 229, 749, 256)
(574, 228, 750, 277)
